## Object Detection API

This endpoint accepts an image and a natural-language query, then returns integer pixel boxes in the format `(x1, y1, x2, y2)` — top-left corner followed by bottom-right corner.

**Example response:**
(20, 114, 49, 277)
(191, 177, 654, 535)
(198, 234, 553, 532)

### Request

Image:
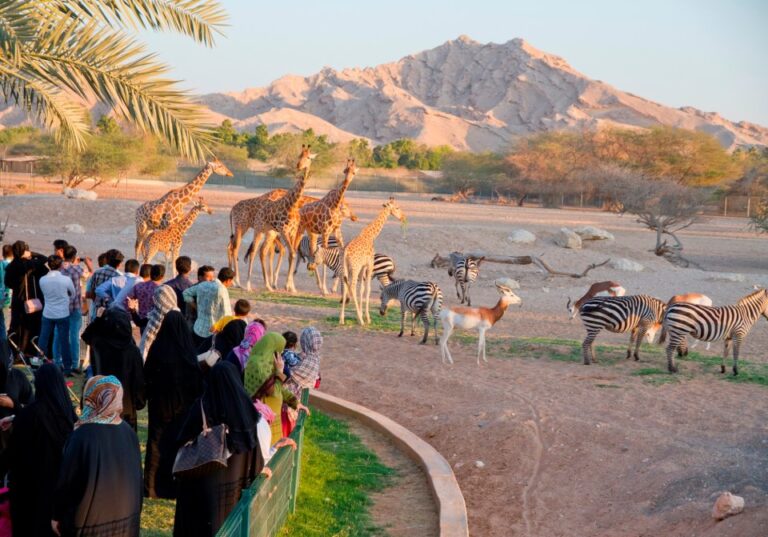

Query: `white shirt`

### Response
(40, 270, 75, 319)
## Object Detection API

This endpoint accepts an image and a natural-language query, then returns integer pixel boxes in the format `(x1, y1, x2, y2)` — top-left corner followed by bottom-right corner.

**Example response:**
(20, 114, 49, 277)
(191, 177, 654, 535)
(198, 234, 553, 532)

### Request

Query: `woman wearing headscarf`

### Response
(4, 240, 47, 355)
(52, 376, 143, 537)
(6, 364, 75, 536)
(223, 319, 266, 379)
(0, 352, 32, 422)
(174, 361, 265, 537)
(284, 326, 323, 397)
(143, 285, 203, 499)
(82, 308, 145, 429)
(244, 333, 307, 444)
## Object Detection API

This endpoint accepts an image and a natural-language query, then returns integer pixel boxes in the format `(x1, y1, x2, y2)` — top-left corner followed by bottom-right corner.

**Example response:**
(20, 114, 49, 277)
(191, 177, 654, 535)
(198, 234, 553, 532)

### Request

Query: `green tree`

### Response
(95, 115, 120, 136)
(246, 124, 271, 160)
(0, 0, 227, 161)
(347, 138, 373, 166)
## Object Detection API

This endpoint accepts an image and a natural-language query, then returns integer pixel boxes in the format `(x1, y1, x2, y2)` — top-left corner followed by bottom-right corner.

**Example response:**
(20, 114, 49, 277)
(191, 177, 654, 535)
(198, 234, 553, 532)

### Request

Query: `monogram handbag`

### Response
(23, 273, 42, 314)
(172, 401, 230, 477)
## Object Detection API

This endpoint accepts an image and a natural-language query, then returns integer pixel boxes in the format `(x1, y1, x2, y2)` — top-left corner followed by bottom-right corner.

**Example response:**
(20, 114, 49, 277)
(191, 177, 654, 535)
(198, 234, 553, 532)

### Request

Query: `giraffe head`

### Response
(208, 158, 234, 177)
(194, 197, 213, 215)
(382, 197, 405, 223)
(296, 145, 317, 172)
(343, 159, 358, 177)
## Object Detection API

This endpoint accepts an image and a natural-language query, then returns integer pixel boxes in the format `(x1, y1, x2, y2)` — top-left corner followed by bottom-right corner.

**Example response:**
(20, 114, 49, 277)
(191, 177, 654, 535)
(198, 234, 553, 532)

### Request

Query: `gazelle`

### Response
(567, 281, 625, 319)
(439, 278, 522, 365)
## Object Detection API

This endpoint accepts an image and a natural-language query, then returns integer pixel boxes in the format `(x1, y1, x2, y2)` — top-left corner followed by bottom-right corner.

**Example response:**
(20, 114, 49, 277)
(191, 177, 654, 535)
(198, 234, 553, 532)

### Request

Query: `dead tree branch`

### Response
(430, 253, 610, 279)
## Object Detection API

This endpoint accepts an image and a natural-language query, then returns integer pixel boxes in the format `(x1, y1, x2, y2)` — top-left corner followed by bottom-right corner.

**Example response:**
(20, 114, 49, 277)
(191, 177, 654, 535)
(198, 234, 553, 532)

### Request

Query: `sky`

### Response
(143, 0, 768, 125)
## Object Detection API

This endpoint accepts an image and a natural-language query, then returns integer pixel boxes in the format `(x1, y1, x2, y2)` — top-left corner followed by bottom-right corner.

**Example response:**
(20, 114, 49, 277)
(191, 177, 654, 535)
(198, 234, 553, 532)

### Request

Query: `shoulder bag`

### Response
(172, 401, 230, 477)
(197, 335, 221, 368)
(23, 273, 42, 314)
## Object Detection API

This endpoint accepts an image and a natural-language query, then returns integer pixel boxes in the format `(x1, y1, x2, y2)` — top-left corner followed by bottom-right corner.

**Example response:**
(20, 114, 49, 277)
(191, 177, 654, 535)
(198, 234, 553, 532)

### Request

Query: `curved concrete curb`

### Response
(310, 390, 469, 537)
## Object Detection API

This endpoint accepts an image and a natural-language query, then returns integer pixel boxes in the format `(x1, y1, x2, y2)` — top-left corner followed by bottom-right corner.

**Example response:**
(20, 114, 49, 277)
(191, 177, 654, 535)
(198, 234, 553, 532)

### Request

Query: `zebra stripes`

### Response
(450, 255, 481, 306)
(576, 295, 666, 365)
(661, 288, 768, 375)
(309, 246, 396, 295)
(379, 280, 443, 344)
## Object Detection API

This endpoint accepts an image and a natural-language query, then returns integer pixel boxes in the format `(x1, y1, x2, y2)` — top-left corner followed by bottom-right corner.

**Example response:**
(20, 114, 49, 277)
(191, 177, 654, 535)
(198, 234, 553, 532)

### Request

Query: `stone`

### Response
(706, 272, 746, 283)
(63, 224, 85, 234)
(507, 229, 536, 244)
(574, 226, 615, 241)
(63, 188, 98, 200)
(610, 258, 644, 272)
(474, 460, 485, 469)
(712, 492, 744, 521)
(495, 277, 520, 289)
(553, 227, 582, 249)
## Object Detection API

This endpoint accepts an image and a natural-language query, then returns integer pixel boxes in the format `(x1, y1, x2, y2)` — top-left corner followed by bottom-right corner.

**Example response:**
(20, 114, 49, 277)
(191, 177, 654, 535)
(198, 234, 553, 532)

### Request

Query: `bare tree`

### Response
(594, 166, 706, 268)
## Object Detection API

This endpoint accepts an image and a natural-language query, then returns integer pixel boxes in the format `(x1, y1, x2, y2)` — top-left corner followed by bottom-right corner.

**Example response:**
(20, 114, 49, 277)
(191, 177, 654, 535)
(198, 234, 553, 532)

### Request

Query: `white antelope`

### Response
(567, 281, 626, 319)
(668, 293, 714, 349)
(439, 278, 522, 365)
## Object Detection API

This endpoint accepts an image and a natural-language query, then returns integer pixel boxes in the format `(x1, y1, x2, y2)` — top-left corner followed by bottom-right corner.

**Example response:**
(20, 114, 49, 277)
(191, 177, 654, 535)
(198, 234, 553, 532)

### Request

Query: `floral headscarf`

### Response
(287, 327, 322, 393)
(76, 375, 123, 429)
(233, 321, 266, 371)
(139, 285, 179, 359)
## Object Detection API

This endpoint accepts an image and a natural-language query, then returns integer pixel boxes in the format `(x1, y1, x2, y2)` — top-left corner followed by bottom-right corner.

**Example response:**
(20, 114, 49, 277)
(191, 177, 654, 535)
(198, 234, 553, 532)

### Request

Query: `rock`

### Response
(507, 229, 536, 244)
(553, 227, 582, 249)
(706, 272, 745, 283)
(495, 277, 520, 289)
(63, 188, 98, 200)
(63, 224, 85, 234)
(610, 258, 644, 272)
(474, 460, 485, 469)
(574, 226, 614, 241)
(712, 492, 744, 520)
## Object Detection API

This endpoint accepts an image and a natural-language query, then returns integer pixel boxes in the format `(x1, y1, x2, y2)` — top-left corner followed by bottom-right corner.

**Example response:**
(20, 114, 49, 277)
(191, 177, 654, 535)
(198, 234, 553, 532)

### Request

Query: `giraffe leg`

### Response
(364, 262, 374, 324)
(272, 236, 285, 289)
(339, 256, 348, 325)
(307, 232, 319, 270)
(258, 238, 273, 292)
(282, 231, 299, 293)
(334, 228, 345, 249)
(245, 232, 261, 292)
(349, 270, 363, 325)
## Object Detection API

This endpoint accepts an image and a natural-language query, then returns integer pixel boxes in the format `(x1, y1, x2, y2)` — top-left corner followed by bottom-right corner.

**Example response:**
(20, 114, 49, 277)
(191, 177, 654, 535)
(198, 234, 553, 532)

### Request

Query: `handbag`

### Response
(197, 335, 221, 368)
(172, 401, 230, 477)
(23, 273, 42, 314)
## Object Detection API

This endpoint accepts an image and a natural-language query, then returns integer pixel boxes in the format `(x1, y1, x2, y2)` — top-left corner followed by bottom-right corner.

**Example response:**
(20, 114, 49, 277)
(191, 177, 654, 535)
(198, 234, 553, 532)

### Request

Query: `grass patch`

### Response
(232, 289, 341, 309)
(280, 410, 395, 536)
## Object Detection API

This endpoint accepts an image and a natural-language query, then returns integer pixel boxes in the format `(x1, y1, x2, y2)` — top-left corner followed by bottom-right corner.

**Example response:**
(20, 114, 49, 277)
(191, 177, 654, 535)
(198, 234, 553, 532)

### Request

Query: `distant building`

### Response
(0, 155, 44, 174)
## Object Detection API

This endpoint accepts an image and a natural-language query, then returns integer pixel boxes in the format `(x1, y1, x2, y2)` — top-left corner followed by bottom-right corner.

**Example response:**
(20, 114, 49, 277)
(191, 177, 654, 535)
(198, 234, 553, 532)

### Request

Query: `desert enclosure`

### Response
(3, 184, 767, 536)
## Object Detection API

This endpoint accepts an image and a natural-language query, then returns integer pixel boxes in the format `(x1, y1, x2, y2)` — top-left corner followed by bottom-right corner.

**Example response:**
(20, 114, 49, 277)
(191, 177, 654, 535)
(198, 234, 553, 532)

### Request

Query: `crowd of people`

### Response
(0, 239, 322, 537)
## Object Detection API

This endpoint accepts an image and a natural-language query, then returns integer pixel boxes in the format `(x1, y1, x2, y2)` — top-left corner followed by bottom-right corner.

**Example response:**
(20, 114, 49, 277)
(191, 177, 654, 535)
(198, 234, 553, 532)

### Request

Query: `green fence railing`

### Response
(216, 388, 309, 537)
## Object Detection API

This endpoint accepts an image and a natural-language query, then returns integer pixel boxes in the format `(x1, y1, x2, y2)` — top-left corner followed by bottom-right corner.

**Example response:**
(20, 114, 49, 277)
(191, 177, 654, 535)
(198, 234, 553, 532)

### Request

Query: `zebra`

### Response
(660, 288, 768, 375)
(379, 279, 443, 344)
(309, 247, 396, 296)
(576, 295, 666, 365)
(449, 254, 483, 306)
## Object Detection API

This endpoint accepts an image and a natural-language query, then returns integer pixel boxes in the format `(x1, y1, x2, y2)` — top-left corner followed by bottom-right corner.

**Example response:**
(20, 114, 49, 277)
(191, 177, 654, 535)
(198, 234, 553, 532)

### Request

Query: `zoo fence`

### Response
(216, 388, 310, 537)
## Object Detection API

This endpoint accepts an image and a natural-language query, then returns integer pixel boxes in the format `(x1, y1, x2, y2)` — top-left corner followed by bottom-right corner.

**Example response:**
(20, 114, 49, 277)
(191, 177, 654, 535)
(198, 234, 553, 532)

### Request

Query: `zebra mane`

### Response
(738, 288, 767, 305)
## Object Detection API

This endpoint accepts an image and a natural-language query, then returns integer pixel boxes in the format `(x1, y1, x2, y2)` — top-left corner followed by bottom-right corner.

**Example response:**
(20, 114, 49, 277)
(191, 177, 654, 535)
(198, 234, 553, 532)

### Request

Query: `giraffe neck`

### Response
(278, 168, 309, 213)
(323, 171, 354, 209)
(176, 207, 203, 234)
(177, 164, 213, 202)
(359, 206, 391, 246)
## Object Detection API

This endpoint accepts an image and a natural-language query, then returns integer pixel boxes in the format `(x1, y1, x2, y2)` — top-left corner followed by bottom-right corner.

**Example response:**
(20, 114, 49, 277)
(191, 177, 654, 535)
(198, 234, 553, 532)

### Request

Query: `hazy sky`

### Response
(143, 0, 768, 125)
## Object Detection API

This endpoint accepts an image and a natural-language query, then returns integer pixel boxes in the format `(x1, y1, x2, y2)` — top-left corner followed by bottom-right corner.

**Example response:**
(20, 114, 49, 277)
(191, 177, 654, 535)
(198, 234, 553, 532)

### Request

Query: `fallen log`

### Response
(430, 252, 610, 279)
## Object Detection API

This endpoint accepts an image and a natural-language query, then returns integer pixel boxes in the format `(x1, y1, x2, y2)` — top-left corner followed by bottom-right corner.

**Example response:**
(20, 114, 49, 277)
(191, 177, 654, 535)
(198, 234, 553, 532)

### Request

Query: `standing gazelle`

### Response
(439, 278, 522, 365)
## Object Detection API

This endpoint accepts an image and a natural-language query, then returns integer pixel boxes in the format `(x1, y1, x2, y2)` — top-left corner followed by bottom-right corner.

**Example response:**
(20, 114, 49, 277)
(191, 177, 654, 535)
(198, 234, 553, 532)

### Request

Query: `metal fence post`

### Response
(723, 196, 728, 216)
(747, 196, 751, 218)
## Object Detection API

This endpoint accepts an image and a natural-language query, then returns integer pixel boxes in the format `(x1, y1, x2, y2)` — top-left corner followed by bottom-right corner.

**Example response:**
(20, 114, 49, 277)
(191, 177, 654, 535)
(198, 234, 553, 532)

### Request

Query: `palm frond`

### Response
(0, 1, 38, 65)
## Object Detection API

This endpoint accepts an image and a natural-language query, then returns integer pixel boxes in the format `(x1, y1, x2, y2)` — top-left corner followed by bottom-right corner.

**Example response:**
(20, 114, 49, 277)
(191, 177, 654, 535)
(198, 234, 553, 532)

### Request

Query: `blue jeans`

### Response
(54, 309, 82, 369)
(40, 316, 72, 372)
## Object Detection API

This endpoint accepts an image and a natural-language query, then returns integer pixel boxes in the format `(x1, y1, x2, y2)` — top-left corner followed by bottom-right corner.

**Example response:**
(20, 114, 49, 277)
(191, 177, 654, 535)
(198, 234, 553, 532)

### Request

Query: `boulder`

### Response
(553, 228, 582, 249)
(712, 492, 744, 521)
(610, 258, 644, 272)
(574, 226, 615, 241)
(706, 272, 745, 283)
(63, 188, 98, 200)
(63, 224, 85, 234)
(495, 277, 520, 290)
(507, 229, 536, 244)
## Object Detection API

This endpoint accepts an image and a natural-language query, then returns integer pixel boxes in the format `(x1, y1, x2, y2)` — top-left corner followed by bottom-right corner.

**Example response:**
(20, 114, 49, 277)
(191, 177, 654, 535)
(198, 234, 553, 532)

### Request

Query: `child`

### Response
(212, 299, 251, 359)
(281, 331, 301, 378)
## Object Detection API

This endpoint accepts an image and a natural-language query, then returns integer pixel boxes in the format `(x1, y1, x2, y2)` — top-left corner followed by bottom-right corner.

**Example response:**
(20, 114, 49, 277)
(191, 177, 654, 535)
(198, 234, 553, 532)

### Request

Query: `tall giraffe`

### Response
(258, 145, 316, 292)
(340, 197, 406, 325)
(139, 197, 212, 272)
(298, 159, 357, 259)
(134, 159, 232, 257)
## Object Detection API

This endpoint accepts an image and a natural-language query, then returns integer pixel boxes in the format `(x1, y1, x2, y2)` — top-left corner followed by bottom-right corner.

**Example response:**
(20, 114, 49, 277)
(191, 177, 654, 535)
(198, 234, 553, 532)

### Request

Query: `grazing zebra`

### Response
(379, 280, 443, 344)
(449, 255, 483, 306)
(576, 295, 666, 365)
(661, 288, 768, 375)
(309, 247, 396, 296)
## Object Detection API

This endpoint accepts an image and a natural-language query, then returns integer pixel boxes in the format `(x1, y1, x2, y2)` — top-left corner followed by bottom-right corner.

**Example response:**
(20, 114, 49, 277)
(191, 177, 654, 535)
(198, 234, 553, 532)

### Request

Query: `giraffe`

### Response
(134, 159, 232, 257)
(340, 197, 406, 326)
(139, 197, 212, 272)
(298, 159, 357, 263)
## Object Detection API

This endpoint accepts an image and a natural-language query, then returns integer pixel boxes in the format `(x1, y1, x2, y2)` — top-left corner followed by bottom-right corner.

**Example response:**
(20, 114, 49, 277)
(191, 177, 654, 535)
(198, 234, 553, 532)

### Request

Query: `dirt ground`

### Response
(3, 182, 767, 536)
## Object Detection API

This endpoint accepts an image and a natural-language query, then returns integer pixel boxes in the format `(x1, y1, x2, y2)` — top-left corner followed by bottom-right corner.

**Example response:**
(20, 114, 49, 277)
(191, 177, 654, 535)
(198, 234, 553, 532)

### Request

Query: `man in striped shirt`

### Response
(86, 249, 124, 320)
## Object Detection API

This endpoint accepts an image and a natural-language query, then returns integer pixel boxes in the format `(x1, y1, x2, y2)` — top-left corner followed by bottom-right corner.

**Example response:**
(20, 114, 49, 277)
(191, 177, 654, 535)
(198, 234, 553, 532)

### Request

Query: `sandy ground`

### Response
(3, 184, 768, 536)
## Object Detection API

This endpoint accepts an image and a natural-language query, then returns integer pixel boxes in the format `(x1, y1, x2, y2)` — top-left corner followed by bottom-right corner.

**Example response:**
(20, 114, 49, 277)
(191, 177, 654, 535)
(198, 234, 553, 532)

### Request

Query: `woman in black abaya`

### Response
(82, 308, 145, 429)
(7, 363, 75, 537)
(4, 240, 47, 355)
(53, 375, 143, 537)
(143, 285, 203, 499)
(174, 361, 265, 537)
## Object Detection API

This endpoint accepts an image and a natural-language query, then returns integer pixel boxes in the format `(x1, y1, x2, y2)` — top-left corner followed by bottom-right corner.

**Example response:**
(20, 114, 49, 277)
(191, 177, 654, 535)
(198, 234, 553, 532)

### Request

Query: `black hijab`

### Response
(202, 361, 260, 454)
(146, 310, 199, 371)
(82, 308, 136, 352)
(32, 363, 76, 444)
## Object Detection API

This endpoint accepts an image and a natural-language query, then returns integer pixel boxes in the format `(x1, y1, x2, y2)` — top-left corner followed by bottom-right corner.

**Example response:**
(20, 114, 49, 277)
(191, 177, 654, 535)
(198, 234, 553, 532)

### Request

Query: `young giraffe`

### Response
(134, 159, 232, 257)
(298, 159, 357, 262)
(258, 145, 316, 292)
(139, 197, 212, 272)
(340, 197, 406, 326)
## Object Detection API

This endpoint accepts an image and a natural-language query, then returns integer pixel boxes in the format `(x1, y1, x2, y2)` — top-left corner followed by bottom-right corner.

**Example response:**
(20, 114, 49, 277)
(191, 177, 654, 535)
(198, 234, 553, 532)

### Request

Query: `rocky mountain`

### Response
(197, 36, 768, 151)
